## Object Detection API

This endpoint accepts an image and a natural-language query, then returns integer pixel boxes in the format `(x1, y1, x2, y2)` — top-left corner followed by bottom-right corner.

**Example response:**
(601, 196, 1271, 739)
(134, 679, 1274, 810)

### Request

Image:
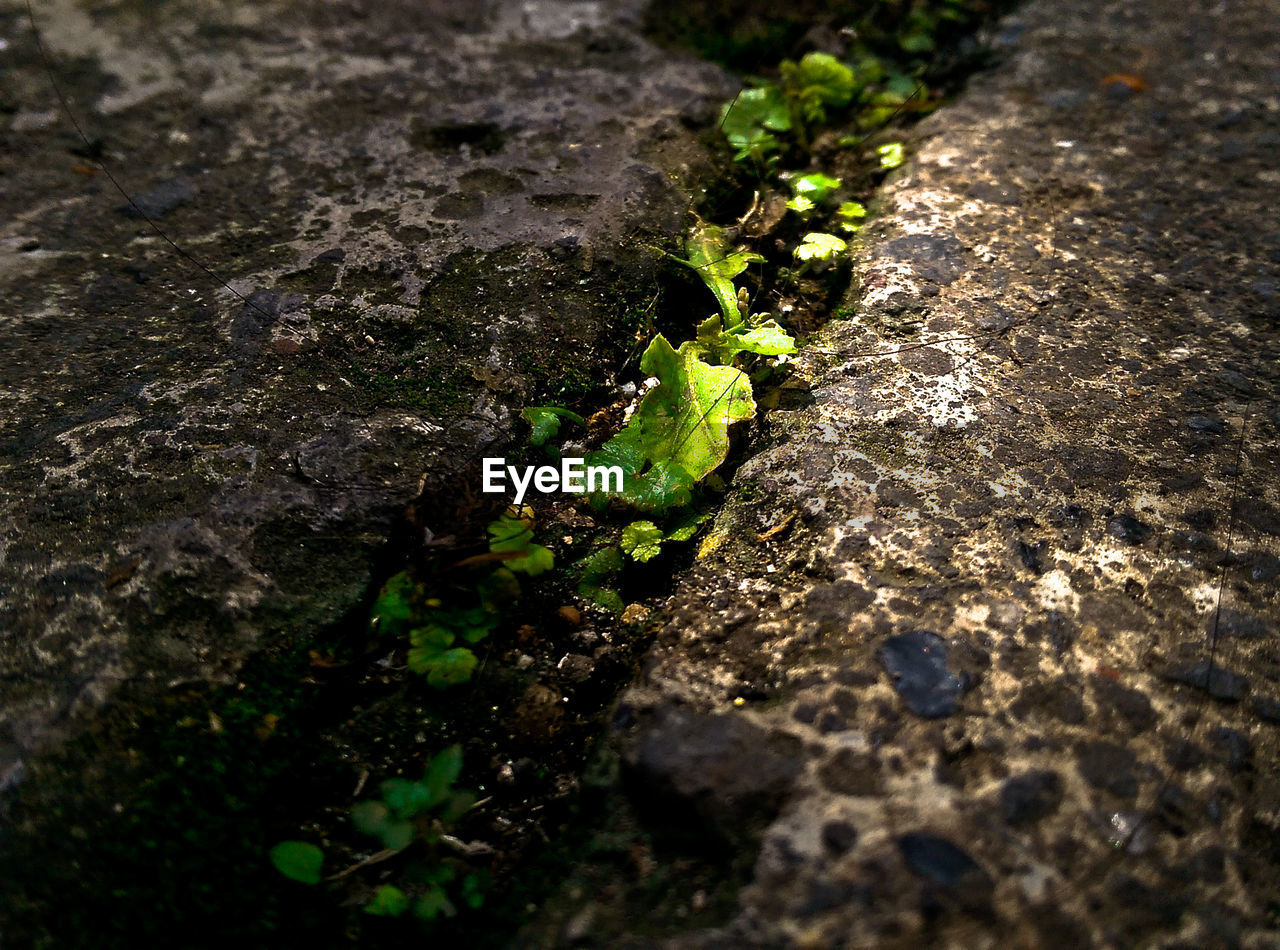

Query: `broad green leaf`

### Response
(622, 459, 695, 512)
(634, 335, 754, 481)
(365, 884, 410, 917)
(786, 195, 815, 213)
(719, 86, 791, 160)
(269, 841, 323, 885)
(682, 223, 763, 328)
(521, 405, 584, 447)
(720, 321, 796, 357)
(795, 232, 847, 262)
(621, 521, 664, 562)
(586, 423, 646, 478)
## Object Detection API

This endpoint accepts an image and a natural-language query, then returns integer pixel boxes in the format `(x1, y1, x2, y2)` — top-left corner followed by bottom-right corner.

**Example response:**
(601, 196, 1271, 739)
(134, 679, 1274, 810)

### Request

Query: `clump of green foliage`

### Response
(582, 223, 793, 516)
(369, 510, 551, 688)
(271, 746, 488, 921)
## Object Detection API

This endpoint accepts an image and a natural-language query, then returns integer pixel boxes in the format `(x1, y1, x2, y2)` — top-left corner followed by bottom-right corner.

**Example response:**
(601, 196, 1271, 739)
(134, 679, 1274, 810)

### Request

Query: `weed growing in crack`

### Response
(272, 745, 488, 921)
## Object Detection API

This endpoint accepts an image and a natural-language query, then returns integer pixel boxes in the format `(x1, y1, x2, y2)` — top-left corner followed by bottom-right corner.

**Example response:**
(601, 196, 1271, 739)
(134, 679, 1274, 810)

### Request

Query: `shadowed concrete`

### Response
(0, 0, 729, 794)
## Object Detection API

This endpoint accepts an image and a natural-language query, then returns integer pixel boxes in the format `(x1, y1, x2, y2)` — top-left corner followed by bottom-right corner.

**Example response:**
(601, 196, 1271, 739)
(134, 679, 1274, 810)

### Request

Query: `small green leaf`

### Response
(269, 841, 324, 885)
(665, 509, 712, 543)
(719, 86, 791, 161)
(422, 864, 457, 886)
(488, 514, 554, 576)
(411, 646, 479, 687)
(414, 887, 456, 921)
(682, 222, 763, 328)
(877, 142, 905, 170)
(720, 321, 796, 357)
(785, 195, 815, 213)
(621, 521, 665, 562)
(461, 871, 489, 909)
(522, 406, 585, 447)
(423, 745, 464, 806)
(378, 820, 415, 852)
(365, 885, 411, 917)
(351, 801, 390, 837)
(370, 572, 415, 634)
(476, 567, 521, 614)
(780, 52, 857, 123)
(380, 778, 423, 817)
(900, 32, 935, 53)
(794, 232, 847, 262)
(836, 200, 867, 232)
(437, 789, 477, 825)
(576, 546, 623, 587)
(791, 173, 841, 201)
(409, 624, 455, 650)
(581, 586, 624, 614)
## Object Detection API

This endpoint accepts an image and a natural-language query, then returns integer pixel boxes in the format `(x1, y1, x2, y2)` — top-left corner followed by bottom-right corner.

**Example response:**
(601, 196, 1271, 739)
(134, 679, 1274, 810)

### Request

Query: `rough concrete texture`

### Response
(0, 0, 729, 792)
(612, 0, 1280, 946)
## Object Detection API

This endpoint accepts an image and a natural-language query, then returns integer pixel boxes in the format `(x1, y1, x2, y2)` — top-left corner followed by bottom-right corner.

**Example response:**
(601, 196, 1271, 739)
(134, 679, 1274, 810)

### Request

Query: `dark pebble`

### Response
(122, 176, 197, 218)
(1076, 741, 1139, 797)
(879, 631, 972, 718)
(1207, 726, 1250, 771)
(1162, 661, 1247, 701)
(1208, 609, 1271, 639)
(898, 833, 994, 908)
(1000, 770, 1064, 825)
(821, 820, 858, 855)
(1186, 415, 1226, 433)
(1108, 514, 1154, 544)
(1251, 695, 1280, 724)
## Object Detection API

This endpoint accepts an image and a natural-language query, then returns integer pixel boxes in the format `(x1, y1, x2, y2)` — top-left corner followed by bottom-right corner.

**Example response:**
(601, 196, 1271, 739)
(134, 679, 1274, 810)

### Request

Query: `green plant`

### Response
(269, 840, 324, 885)
(786, 172, 842, 214)
(369, 511, 550, 689)
(574, 545, 625, 611)
(351, 746, 474, 852)
(778, 52, 857, 127)
(522, 405, 585, 451)
(794, 232, 848, 264)
(836, 200, 868, 232)
(719, 86, 791, 163)
(270, 747, 488, 922)
(877, 142, 906, 170)
(621, 509, 713, 563)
